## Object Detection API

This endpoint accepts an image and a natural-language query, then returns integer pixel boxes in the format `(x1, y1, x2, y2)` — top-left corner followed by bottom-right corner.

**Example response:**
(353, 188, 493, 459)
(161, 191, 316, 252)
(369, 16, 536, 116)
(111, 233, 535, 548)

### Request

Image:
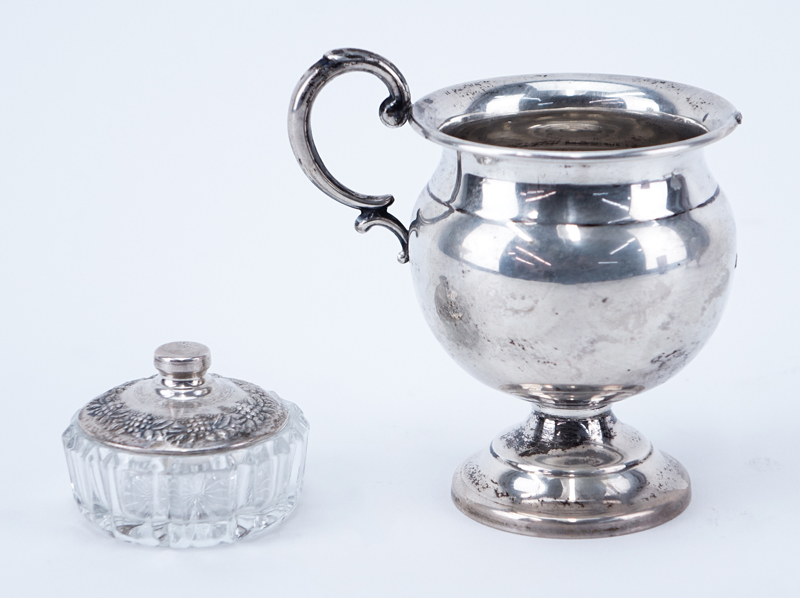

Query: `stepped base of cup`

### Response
(451, 408, 691, 538)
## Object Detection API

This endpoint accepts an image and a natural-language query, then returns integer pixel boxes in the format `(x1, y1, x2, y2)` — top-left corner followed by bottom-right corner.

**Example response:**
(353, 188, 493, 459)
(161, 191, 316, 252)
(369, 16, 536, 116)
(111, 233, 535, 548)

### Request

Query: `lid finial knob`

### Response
(154, 341, 211, 387)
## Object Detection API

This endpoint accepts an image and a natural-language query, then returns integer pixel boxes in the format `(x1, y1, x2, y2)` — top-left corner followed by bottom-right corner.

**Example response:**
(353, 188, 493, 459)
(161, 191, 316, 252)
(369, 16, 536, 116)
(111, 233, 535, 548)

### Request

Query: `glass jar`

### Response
(62, 342, 309, 548)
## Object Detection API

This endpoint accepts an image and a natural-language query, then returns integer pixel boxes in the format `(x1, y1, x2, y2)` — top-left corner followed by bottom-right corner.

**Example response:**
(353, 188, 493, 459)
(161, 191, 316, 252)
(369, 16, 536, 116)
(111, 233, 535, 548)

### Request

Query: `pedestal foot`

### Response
(451, 408, 690, 538)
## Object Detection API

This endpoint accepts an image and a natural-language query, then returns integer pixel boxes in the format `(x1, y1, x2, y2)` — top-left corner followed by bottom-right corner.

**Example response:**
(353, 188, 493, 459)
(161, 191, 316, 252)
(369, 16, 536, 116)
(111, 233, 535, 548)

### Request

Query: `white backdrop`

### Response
(1, 1, 797, 596)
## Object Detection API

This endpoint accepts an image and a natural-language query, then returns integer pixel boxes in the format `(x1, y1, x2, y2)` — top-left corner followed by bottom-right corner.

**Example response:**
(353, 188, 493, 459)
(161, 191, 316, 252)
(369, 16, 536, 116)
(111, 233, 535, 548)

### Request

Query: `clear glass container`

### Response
(62, 342, 309, 548)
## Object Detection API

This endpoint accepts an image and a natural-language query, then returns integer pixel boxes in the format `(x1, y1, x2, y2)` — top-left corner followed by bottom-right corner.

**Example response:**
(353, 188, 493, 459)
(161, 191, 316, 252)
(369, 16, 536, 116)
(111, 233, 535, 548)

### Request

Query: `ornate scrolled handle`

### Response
(288, 48, 412, 264)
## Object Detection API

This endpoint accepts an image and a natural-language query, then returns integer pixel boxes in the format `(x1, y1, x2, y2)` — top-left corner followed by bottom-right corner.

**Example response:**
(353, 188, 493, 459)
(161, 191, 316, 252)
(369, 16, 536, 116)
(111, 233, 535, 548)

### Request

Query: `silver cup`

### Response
(288, 48, 740, 538)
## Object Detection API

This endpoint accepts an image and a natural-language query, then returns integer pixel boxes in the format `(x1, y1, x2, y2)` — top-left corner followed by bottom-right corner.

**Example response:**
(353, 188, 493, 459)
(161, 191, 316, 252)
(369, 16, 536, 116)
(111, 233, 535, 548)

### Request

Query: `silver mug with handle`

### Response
(288, 48, 740, 538)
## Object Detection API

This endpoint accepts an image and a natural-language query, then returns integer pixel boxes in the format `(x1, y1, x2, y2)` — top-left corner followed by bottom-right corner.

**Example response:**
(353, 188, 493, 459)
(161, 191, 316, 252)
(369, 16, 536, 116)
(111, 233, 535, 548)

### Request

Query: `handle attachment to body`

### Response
(288, 48, 412, 263)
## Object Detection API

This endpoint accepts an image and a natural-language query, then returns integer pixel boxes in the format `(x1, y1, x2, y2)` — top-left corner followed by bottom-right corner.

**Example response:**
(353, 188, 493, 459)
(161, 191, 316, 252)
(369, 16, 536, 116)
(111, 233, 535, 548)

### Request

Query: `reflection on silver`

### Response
(288, 49, 740, 538)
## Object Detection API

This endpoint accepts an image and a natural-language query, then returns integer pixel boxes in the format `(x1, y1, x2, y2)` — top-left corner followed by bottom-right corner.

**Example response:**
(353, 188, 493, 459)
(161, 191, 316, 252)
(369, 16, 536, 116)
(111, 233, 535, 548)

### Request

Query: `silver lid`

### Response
(78, 342, 289, 454)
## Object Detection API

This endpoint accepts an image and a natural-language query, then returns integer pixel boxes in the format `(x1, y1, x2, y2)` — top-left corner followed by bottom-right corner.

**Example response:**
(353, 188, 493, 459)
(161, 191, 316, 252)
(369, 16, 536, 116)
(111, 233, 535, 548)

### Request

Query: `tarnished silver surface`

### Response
(452, 409, 691, 538)
(288, 48, 412, 263)
(288, 49, 740, 537)
(78, 342, 289, 454)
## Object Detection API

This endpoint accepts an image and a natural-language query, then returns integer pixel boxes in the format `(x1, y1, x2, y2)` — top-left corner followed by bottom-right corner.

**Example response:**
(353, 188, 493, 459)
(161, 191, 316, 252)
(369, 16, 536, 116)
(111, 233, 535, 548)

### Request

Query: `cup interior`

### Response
(440, 107, 708, 151)
(410, 75, 740, 157)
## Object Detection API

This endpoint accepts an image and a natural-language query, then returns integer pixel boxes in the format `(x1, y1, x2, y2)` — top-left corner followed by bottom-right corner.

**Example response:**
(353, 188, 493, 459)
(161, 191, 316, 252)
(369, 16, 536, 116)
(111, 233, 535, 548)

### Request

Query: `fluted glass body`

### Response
(63, 402, 308, 548)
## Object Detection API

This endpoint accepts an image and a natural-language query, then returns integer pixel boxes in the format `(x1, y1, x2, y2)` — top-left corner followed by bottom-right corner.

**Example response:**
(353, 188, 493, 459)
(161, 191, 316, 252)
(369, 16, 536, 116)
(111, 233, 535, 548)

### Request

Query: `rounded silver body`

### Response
(289, 51, 740, 537)
(409, 144, 736, 409)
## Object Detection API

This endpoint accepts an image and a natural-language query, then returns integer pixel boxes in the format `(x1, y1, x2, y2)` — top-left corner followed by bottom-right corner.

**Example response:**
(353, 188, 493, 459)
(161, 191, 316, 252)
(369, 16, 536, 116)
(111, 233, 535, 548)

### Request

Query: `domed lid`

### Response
(78, 342, 289, 454)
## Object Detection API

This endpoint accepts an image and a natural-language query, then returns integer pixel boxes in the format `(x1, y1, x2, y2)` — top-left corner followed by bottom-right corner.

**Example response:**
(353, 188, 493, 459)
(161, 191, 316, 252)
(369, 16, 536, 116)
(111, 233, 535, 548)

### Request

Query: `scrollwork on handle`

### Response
(288, 48, 413, 263)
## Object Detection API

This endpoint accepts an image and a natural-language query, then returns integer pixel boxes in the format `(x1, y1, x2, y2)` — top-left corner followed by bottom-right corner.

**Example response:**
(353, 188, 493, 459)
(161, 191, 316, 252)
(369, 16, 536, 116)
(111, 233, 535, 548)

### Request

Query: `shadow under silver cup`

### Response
(288, 48, 740, 538)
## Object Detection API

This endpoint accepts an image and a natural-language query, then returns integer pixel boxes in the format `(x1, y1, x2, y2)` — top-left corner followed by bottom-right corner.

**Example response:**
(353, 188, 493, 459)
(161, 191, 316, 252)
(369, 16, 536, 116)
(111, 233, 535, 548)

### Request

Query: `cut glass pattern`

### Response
(63, 402, 308, 548)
